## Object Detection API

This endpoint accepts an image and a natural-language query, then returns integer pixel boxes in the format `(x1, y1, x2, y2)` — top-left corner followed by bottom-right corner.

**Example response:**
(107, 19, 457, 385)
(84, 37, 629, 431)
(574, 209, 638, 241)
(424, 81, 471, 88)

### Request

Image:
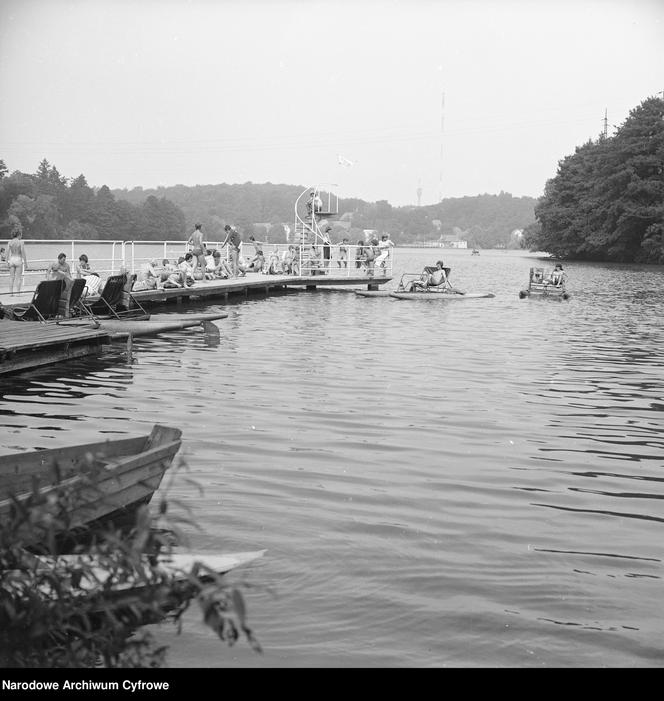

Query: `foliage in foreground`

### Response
(0, 456, 261, 667)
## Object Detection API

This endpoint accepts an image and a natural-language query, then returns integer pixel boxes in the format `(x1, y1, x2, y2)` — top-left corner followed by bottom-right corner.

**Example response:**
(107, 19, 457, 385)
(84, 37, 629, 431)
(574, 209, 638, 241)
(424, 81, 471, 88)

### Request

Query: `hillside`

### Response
(113, 183, 537, 248)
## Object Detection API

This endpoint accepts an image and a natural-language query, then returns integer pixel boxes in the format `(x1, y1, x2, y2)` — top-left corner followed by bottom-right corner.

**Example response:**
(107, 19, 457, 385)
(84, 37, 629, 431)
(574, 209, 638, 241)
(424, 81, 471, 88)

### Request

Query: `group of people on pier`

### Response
(2, 221, 396, 299)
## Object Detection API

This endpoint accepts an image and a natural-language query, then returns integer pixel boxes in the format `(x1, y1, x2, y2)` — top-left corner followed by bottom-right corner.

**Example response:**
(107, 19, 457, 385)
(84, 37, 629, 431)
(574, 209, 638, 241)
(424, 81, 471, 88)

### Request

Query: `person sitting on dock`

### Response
(265, 250, 283, 274)
(281, 245, 293, 274)
(75, 253, 102, 295)
(133, 258, 160, 291)
(48, 252, 73, 287)
(408, 260, 456, 292)
(206, 250, 232, 279)
(177, 254, 196, 286)
(245, 249, 265, 273)
(159, 259, 186, 288)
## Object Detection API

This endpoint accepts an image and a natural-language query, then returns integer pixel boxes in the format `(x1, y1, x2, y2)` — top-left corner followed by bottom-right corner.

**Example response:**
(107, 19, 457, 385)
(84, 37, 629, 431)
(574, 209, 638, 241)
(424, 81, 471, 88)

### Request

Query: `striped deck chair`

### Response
(82, 273, 149, 320)
(12, 279, 66, 323)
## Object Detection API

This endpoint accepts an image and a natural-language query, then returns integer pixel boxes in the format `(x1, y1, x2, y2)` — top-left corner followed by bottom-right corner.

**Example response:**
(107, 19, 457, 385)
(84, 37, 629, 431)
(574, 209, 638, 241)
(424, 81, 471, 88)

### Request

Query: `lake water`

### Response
(1, 247, 663, 668)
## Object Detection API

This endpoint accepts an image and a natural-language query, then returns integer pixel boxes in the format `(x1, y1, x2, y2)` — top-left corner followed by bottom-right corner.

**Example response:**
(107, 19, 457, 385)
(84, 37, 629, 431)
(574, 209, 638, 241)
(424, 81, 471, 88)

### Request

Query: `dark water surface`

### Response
(1, 249, 663, 667)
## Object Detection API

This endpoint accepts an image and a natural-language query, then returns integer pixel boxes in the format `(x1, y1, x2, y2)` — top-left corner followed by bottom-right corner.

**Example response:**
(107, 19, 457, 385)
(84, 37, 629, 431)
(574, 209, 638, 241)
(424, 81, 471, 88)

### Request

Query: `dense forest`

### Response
(0, 158, 536, 248)
(523, 96, 664, 263)
(0, 159, 185, 242)
(114, 183, 537, 248)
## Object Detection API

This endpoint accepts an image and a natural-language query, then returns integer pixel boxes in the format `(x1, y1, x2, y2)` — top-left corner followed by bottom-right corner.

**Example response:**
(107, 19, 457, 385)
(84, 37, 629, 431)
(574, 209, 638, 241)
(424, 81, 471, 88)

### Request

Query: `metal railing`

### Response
(1, 236, 394, 298)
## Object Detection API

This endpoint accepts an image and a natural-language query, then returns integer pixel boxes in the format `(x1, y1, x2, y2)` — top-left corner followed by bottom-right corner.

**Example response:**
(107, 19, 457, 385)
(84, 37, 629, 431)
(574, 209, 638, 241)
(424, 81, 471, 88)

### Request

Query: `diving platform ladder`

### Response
(293, 186, 339, 275)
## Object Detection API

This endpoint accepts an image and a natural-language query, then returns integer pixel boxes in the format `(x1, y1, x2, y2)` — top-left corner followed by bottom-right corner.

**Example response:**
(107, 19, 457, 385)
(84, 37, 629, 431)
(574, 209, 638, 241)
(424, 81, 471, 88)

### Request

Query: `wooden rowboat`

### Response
(0, 424, 182, 543)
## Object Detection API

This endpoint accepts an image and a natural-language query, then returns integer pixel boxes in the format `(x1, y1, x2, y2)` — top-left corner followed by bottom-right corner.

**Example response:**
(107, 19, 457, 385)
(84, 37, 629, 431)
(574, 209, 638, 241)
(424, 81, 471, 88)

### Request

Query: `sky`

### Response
(0, 0, 662, 207)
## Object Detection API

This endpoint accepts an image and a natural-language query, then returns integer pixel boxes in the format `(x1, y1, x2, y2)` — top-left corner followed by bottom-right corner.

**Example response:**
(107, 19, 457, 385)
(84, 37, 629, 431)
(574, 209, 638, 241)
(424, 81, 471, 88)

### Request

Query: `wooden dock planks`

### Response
(0, 322, 111, 376)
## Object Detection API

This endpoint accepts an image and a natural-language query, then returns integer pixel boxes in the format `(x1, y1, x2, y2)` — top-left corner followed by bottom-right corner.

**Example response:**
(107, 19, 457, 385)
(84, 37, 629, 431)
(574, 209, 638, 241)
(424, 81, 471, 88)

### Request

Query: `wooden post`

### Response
(126, 333, 133, 363)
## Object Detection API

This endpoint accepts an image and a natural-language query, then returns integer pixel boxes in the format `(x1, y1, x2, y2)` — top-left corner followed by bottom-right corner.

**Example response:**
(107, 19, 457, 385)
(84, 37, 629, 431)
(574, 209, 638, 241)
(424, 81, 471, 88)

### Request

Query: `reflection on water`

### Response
(0, 250, 663, 667)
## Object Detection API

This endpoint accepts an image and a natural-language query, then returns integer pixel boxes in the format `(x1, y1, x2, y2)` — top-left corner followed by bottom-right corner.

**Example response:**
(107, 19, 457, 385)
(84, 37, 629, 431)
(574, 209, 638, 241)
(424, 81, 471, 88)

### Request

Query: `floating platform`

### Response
(0, 320, 111, 376)
(129, 273, 392, 308)
(1, 273, 391, 317)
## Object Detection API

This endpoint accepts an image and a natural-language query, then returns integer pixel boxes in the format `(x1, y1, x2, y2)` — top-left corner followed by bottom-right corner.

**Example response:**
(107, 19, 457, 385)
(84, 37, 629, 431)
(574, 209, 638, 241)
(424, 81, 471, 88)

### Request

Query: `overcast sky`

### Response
(1, 0, 662, 206)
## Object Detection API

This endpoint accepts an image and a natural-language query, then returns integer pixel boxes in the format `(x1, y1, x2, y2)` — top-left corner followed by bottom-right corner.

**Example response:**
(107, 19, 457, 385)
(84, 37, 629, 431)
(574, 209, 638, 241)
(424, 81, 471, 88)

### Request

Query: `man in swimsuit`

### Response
(187, 224, 207, 280)
(409, 260, 456, 292)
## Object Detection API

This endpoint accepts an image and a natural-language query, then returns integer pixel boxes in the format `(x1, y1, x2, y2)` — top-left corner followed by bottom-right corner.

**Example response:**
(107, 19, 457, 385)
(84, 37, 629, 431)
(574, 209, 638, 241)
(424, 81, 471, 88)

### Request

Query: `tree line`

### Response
(0, 159, 538, 248)
(0, 159, 185, 242)
(114, 183, 537, 248)
(523, 96, 664, 263)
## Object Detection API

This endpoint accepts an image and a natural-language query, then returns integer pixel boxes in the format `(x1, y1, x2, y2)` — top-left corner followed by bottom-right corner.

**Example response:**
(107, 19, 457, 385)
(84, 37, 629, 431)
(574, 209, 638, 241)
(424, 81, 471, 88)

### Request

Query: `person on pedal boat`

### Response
(408, 260, 457, 292)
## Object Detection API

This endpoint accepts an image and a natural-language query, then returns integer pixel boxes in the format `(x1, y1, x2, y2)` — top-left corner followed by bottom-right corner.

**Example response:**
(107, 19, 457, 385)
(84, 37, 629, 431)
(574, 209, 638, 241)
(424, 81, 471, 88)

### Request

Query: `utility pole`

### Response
(439, 91, 445, 202)
(416, 180, 422, 207)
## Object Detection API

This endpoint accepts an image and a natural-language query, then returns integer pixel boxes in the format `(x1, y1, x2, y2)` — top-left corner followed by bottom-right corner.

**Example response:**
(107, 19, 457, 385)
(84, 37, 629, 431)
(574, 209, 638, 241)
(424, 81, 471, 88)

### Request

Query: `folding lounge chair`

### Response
(82, 273, 149, 320)
(12, 279, 66, 322)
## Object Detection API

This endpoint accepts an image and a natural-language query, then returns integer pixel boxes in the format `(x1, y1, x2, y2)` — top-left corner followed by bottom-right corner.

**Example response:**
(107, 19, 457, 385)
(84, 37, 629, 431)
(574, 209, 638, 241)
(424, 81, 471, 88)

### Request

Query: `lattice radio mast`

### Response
(439, 91, 445, 202)
(603, 108, 608, 139)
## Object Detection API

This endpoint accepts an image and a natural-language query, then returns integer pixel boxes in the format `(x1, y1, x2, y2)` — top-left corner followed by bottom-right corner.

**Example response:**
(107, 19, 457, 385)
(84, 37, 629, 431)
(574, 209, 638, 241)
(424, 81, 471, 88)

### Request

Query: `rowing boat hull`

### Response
(390, 292, 495, 300)
(0, 425, 182, 543)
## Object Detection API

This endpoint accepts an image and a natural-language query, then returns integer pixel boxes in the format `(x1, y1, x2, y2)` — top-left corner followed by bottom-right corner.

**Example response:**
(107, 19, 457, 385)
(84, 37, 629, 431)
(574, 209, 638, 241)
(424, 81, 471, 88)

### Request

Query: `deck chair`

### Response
(82, 273, 149, 320)
(12, 279, 66, 322)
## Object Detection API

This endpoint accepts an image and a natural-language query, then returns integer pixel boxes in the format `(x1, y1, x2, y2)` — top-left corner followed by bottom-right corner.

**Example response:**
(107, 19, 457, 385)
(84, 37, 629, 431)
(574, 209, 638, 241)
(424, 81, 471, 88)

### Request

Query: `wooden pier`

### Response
(0, 321, 111, 376)
(1, 272, 391, 315)
(0, 273, 390, 377)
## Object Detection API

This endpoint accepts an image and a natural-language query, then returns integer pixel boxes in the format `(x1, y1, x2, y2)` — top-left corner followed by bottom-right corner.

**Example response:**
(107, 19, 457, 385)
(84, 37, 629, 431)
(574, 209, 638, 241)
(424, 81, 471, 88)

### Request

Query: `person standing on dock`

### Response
(375, 234, 395, 275)
(6, 230, 28, 295)
(322, 227, 332, 270)
(187, 223, 207, 281)
(221, 224, 242, 277)
(337, 238, 349, 268)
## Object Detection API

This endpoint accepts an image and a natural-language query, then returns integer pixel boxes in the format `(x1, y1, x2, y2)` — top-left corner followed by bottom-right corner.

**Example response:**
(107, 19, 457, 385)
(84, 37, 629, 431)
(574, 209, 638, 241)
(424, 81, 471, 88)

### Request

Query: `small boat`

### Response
(519, 267, 570, 300)
(391, 269, 494, 300)
(0, 425, 182, 543)
(390, 291, 495, 300)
